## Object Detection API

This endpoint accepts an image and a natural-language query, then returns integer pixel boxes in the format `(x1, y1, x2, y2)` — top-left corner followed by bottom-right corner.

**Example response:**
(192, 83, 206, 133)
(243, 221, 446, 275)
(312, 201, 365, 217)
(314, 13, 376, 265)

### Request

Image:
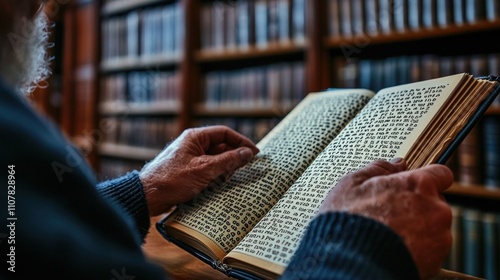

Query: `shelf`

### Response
(101, 0, 166, 16)
(486, 105, 500, 115)
(445, 183, 500, 200)
(325, 20, 500, 48)
(99, 142, 161, 161)
(195, 41, 306, 63)
(100, 55, 182, 73)
(195, 104, 293, 118)
(99, 102, 180, 115)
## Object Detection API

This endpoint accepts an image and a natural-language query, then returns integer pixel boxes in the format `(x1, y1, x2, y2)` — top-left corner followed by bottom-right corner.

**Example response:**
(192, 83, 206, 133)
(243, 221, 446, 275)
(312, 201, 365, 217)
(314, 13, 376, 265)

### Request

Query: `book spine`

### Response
(465, 0, 486, 23)
(446, 205, 463, 271)
(408, 0, 422, 30)
(422, 0, 437, 29)
(292, 0, 306, 42)
(482, 116, 500, 189)
(379, 0, 394, 34)
(486, 0, 500, 21)
(255, 0, 269, 48)
(340, 0, 353, 37)
(393, 0, 408, 32)
(351, 0, 366, 36)
(436, 0, 454, 27)
(364, 0, 379, 35)
(328, 0, 342, 37)
(237, 0, 251, 48)
(482, 213, 499, 280)
(453, 0, 465, 25)
(462, 208, 483, 277)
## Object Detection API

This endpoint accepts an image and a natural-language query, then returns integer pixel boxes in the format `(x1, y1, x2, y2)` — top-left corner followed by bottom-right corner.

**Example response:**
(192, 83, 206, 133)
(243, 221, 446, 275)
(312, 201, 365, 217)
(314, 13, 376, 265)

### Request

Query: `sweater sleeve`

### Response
(281, 212, 420, 280)
(96, 170, 151, 241)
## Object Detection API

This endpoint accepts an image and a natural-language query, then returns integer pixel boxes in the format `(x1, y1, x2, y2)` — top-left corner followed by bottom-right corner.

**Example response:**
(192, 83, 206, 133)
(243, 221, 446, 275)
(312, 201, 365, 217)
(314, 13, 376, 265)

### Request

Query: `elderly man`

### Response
(1, 1, 452, 279)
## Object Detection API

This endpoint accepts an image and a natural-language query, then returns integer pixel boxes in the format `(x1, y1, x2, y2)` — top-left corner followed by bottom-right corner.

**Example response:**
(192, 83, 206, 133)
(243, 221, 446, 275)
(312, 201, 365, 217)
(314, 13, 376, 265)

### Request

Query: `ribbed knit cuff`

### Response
(281, 212, 419, 280)
(96, 170, 151, 241)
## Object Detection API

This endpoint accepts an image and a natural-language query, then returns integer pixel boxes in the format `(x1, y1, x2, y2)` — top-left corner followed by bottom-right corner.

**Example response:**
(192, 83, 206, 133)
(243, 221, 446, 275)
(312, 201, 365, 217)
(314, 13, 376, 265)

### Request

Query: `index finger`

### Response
(339, 159, 408, 187)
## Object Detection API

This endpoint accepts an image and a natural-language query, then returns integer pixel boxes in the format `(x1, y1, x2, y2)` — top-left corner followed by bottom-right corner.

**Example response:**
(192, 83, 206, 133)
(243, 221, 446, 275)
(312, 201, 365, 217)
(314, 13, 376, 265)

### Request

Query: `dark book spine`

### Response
(462, 209, 483, 277)
(482, 116, 500, 189)
(482, 212, 499, 280)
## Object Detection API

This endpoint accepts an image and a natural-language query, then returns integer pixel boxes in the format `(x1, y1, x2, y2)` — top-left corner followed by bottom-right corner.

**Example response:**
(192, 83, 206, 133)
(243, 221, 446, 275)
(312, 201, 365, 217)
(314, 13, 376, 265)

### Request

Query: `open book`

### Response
(156, 73, 500, 280)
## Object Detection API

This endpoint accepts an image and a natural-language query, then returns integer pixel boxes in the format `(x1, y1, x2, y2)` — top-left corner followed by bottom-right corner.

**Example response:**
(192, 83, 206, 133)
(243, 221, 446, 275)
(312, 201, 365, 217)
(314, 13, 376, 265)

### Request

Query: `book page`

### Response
(164, 90, 374, 259)
(226, 73, 468, 275)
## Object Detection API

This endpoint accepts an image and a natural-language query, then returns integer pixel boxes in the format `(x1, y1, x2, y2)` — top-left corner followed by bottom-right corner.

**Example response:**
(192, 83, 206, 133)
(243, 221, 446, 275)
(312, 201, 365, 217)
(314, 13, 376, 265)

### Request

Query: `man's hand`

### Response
(319, 159, 454, 280)
(140, 125, 259, 216)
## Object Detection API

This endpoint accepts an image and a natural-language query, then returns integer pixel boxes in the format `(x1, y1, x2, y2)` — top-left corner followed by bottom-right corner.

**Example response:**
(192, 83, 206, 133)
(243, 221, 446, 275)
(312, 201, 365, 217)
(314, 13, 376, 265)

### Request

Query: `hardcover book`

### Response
(157, 73, 500, 280)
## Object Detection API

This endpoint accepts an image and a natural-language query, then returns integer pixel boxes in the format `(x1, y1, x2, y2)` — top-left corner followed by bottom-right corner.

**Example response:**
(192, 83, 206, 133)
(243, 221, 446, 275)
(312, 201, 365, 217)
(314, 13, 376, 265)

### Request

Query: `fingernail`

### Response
(390, 157, 403, 163)
(239, 147, 254, 161)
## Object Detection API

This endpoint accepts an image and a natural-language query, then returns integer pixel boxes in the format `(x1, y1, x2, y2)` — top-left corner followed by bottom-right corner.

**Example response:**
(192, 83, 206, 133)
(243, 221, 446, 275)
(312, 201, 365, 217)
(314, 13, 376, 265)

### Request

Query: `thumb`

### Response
(204, 147, 256, 178)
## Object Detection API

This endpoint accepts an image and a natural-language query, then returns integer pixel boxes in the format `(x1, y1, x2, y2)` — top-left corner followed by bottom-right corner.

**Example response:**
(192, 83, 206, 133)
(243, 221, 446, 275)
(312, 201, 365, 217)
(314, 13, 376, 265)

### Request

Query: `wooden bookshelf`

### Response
(487, 106, 500, 114)
(446, 183, 500, 200)
(99, 142, 161, 161)
(195, 42, 306, 63)
(58, 0, 496, 193)
(99, 101, 180, 115)
(325, 20, 500, 48)
(100, 55, 182, 73)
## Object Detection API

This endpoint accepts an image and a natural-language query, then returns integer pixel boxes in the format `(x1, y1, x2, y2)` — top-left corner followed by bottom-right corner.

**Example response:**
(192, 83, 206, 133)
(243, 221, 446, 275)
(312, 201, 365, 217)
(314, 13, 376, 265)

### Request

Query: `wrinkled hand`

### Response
(318, 159, 454, 280)
(140, 126, 259, 216)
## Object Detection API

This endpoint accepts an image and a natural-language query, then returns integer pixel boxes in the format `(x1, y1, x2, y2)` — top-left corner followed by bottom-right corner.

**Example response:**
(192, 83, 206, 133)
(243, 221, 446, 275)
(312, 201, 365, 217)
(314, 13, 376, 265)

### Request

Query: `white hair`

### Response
(0, 12, 53, 95)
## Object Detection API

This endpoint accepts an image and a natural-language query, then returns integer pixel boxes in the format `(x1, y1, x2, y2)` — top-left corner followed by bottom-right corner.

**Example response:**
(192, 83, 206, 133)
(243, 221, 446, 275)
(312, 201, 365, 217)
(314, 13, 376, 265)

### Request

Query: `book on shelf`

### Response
(393, 0, 409, 32)
(482, 116, 500, 189)
(379, 0, 395, 33)
(453, 0, 466, 25)
(443, 205, 500, 279)
(364, 0, 379, 35)
(462, 209, 483, 277)
(155, 73, 500, 280)
(436, 0, 454, 27)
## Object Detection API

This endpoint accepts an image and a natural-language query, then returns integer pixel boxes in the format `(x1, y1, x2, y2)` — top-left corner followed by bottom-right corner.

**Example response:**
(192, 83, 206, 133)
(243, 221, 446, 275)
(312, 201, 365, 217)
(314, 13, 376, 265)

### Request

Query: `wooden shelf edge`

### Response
(325, 20, 500, 48)
(101, 0, 166, 16)
(99, 102, 180, 115)
(100, 55, 181, 73)
(486, 105, 500, 115)
(194, 104, 292, 118)
(99, 142, 161, 161)
(195, 41, 307, 63)
(445, 183, 500, 200)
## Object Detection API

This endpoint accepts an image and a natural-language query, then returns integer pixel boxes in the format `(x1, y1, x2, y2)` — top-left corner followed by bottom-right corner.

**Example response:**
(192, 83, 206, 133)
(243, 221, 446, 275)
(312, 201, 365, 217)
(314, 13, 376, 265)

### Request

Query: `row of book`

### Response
(100, 71, 180, 105)
(203, 62, 305, 111)
(334, 52, 500, 106)
(101, 2, 184, 63)
(328, 0, 500, 38)
(100, 116, 280, 152)
(443, 205, 499, 279)
(446, 116, 500, 189)
(101, 117, 178, 149)
(97, 116, 281, 179)
(196, 117, 281, 144)
(200, 0, 306, 51)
